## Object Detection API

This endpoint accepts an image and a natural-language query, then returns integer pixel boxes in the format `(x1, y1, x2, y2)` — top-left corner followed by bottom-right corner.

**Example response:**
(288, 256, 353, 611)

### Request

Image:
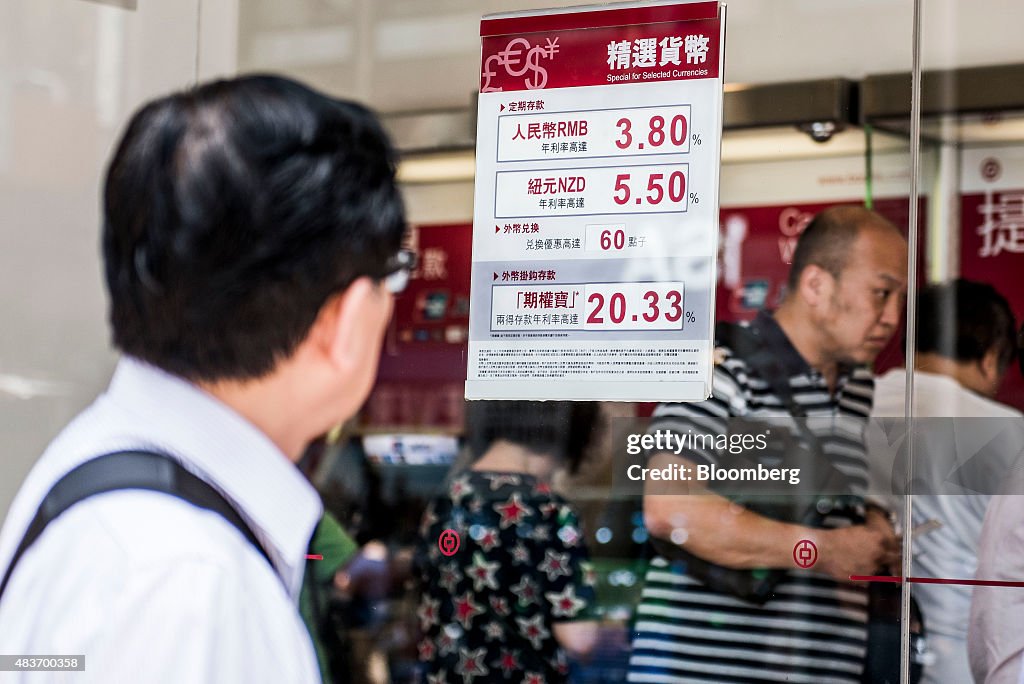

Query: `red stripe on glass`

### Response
(851, 575, 1024, 588)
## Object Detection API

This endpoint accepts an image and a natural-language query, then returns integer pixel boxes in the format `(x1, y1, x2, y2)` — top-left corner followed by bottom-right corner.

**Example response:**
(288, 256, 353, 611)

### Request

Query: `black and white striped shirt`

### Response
(628, 311, 875, 684)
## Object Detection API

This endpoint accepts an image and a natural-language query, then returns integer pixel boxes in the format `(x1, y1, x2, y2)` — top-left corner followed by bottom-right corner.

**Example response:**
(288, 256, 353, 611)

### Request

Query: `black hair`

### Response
(103, 74, 406, 382)
(464, 401, 602, 475)
(787, 205, 899, 292)
(1018, 321, 1024, 379)
(915, 278, 1018, 372)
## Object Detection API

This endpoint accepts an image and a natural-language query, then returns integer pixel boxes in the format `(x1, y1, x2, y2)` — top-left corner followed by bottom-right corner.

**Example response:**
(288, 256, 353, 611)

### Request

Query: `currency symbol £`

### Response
(481, 54, 502, 92)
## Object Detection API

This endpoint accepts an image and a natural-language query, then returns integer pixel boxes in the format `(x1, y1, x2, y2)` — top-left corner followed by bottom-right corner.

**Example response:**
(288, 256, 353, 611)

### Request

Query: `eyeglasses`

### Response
(381, 249, 417, 294)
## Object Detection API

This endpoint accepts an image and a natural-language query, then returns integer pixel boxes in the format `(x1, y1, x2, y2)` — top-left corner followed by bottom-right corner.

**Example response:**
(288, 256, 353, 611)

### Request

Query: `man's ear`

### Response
(798, 264, 832, 308)
(310, 277, 388, 376)
(979, 347, 1003, 386)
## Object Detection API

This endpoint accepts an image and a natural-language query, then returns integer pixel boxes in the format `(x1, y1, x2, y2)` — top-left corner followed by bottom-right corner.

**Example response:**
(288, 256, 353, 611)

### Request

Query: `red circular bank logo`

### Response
(439, 529, 461, 557)
(793, 540, 818, 569)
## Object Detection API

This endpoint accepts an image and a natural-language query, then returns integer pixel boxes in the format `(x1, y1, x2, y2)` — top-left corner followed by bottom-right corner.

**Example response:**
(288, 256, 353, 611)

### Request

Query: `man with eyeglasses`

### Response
(0, 75, 409, 682)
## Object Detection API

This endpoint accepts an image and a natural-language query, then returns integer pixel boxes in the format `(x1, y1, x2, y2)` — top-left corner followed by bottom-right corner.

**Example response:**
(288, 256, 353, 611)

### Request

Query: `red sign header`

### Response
(480, 5, 721, 93)
(480, 2, 718, 37)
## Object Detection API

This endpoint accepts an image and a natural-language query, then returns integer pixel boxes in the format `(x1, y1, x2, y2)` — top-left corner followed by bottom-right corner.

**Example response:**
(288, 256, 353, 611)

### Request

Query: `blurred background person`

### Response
(414, 401, 602, 683)
(300, 509, 358, 683)
(870, 278, 1022, 684)
(969, 317, 1024, 684)
(297, 434, 385, 684)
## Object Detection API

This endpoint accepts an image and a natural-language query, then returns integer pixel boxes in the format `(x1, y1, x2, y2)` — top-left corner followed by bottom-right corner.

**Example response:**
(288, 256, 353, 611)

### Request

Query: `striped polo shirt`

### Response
(627, 311, 875, 684)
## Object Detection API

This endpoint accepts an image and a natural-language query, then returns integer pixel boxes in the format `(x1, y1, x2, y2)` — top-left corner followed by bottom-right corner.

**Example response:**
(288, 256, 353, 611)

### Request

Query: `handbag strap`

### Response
(0, 450, 274, 601)
(717, 319, 857, 496)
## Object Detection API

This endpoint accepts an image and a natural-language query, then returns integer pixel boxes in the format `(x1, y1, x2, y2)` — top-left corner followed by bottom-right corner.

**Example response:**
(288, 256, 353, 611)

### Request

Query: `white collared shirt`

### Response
(0, 358, 323, 683)
(870, 369, 1024, 684)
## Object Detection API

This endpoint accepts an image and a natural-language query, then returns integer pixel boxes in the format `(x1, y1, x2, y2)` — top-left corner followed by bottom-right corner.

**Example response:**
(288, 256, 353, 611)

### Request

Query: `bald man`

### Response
(628, 206, 908, 684)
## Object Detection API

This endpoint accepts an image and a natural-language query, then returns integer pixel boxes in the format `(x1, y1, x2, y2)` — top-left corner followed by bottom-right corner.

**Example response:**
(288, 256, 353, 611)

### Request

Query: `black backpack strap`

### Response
(715, 318, 859, 498)
(0, 450, 273, 601)
(715, 320, 805, 418)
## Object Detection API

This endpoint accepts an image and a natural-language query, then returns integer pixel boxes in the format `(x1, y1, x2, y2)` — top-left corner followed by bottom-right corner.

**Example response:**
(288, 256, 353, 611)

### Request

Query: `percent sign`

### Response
(685, 311, 696, 323)
(691, 133, 702, 146)
(689, 192, 700, 205)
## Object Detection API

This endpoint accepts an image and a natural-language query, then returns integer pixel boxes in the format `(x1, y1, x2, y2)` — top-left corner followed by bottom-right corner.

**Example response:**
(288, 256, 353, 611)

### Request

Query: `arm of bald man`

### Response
(643, 452, 897, 581)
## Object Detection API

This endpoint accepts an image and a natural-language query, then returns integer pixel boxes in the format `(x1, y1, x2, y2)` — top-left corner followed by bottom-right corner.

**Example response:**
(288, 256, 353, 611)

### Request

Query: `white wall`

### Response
(0, 0, 237, 519)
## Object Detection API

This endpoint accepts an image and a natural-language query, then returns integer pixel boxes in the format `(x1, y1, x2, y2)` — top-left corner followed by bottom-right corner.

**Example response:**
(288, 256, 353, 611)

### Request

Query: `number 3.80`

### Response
(615, 114, 688, 149)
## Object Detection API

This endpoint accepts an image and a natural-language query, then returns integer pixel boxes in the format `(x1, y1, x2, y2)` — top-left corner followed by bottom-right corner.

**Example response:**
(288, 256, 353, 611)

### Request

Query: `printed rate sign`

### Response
(465, 1, 726, 401)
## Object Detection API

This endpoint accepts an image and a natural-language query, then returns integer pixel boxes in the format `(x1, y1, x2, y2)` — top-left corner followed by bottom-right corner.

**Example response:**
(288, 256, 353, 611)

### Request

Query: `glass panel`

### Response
(904, 2, 1024, 683)
(0, 0, 201, 517)
(240, 1, 919, 681)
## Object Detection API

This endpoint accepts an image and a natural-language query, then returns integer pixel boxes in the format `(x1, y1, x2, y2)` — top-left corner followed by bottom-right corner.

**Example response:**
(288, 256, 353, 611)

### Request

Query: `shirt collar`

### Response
(104, 357, 322, 599)
(751, 310, 813, 377)
(751, 310, 859, 384)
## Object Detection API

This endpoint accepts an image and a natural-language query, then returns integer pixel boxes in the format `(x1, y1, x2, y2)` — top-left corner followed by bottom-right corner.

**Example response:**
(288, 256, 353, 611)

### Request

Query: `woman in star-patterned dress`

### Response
(414, 402, 602, 684)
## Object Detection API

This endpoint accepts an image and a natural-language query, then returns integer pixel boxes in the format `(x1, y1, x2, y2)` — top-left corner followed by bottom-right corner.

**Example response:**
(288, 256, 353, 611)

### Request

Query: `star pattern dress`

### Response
(415, 471, 597, 684)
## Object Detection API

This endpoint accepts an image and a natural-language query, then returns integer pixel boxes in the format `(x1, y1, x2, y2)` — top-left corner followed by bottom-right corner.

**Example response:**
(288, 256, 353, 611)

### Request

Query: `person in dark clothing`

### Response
(414, 401, 603, 684)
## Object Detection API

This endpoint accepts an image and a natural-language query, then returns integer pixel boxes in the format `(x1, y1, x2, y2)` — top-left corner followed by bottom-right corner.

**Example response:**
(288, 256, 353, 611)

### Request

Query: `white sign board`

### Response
(466, 0, 726, 401)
